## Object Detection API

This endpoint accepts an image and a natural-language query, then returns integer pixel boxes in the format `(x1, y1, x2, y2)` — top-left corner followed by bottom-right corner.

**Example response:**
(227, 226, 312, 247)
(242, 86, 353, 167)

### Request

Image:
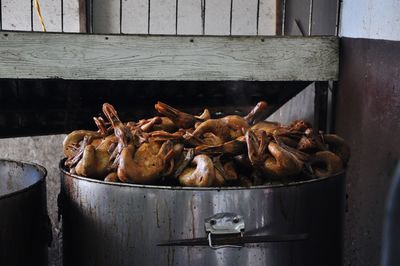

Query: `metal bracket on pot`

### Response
(204, 212, 245, 249)
(158, 212, 308, 248)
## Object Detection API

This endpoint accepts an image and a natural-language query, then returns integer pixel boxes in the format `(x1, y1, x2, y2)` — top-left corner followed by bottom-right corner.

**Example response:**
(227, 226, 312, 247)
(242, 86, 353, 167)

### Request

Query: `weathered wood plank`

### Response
(258, 0, 282, 35)
(93, 0, 120, 33)
(204, 0, 231, 35)
(177, 0, 202, 35)
(312, 0, 338, 35)
(63, 0, 81, 32)
(284, 0, 311, 35)
(231, 0, 258, 35)
(122, 0, 149, 34)
(33, 0, 62, 32)
(1, 0, 31, 31)
(0, 32, 339, 81)
(149, 0, 176, 34)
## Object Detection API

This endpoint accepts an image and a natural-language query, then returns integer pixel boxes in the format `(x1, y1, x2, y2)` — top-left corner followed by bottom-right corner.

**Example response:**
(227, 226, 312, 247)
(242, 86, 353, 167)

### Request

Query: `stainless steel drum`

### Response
(60, 160, 345, 266)
(0, 159, 49, 266)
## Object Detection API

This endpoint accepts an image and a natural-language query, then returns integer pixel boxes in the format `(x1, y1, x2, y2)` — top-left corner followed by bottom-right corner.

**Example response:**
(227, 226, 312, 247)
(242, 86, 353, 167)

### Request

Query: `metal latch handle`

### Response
(158, 212, 308, 248)
(207, 232, 244, 249)
(204, 212, 245, 249)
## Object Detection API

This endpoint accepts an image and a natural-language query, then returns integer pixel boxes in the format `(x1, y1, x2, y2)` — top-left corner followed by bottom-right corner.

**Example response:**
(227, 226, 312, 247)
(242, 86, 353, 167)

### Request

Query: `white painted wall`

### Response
(340, 0, 400, 41)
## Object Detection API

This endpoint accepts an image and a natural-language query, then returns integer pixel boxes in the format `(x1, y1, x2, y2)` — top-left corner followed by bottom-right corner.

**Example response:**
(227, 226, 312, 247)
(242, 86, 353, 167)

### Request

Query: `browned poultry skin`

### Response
(288, 120, 312, 132)
(234, 154, 252, 170)
(103, 103, 133, 148)
(97, 135, 118, 150)
(117, 141, 174, 184)
(244, 101, 269, 125)
(195, 137, 246, 156)
(202, 132, 224, 146)
(246, 130, 304, 178)
(193, 115, 248, 141)
(66, 101, 351, 186)
(153, 117, 177, 132)
(75, 144, 111, 179)
(63, 130, 101, 158)
(323, 134, 351, 165)
(271, 127, 303, 148)
(192, 119, 231, 141)
(147, 130, 185, 142)
(178, 154, 215, 187)
(246, 129, 268, 166)
(196, 109, 211, 121)
(64, 132, 109, 168)
(173, 148, 195, 177)
(251, 121, 281, 134)
(214, 170, 226, 186)
(139, 117, 162, 132)
(104, 172, 119, 182)
(93, 116, 111, 136)
(222, 161, 238, 181)
(297, 128, 326, 152)
(221, 115, 249, 131)
(263, 142, 304, 178)
(310, 151, 343, 177)
(155, 101, 197, 129)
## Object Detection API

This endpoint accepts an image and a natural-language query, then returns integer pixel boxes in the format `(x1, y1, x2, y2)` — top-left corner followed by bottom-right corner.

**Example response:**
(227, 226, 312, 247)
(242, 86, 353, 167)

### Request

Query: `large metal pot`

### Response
(60, 159, 345, 266)
(0, 159, 49, 266)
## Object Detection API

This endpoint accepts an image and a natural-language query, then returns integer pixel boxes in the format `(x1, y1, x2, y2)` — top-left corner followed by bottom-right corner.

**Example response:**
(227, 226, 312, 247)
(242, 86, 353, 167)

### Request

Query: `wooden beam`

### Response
(0, 31, 338, 81)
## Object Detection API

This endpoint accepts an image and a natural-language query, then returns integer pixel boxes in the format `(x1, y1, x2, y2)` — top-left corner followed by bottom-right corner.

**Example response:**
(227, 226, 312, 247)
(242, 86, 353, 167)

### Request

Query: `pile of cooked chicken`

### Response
(63, 101, 350, 187)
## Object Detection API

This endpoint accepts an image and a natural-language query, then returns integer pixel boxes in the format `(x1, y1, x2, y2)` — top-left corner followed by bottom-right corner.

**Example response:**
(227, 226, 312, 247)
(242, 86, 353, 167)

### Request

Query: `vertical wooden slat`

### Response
(61, 0, 64, 31)
(284, 0, 310, 35)
(204, 0, 231, 35)
(0, 0, 2, 30)
(32, 0, 62, 32)
(31, 0, 33, 31)
(93, 0, 120, 33)
(149, 0, 176, 34)
(177, 0, 202, 34)
(63, 0, 81, 32)
(231, 0, 258, 35)
(121, 0, 149, 34)
(201, 0, 205, 34)
(229, 0, 233, 34)
(120, 0, 122, 33)
(258, 0, 282, 35)
(2, 0, 32, 31)
(312, 0, 338, 35)
(84, 0, 92, 33)
(175, 0, 178, 34)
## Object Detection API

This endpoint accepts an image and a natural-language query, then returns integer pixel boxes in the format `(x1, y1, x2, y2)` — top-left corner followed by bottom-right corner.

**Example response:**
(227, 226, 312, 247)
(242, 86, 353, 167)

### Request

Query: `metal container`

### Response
(0, 159, 49, 266)
(60, 160, 345, 266)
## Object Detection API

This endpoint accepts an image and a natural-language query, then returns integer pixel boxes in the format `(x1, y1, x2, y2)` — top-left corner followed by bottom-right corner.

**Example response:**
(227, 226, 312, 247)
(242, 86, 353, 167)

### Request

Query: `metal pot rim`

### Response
(0, 158, 47, 200)
(60, 159, 344, 191)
